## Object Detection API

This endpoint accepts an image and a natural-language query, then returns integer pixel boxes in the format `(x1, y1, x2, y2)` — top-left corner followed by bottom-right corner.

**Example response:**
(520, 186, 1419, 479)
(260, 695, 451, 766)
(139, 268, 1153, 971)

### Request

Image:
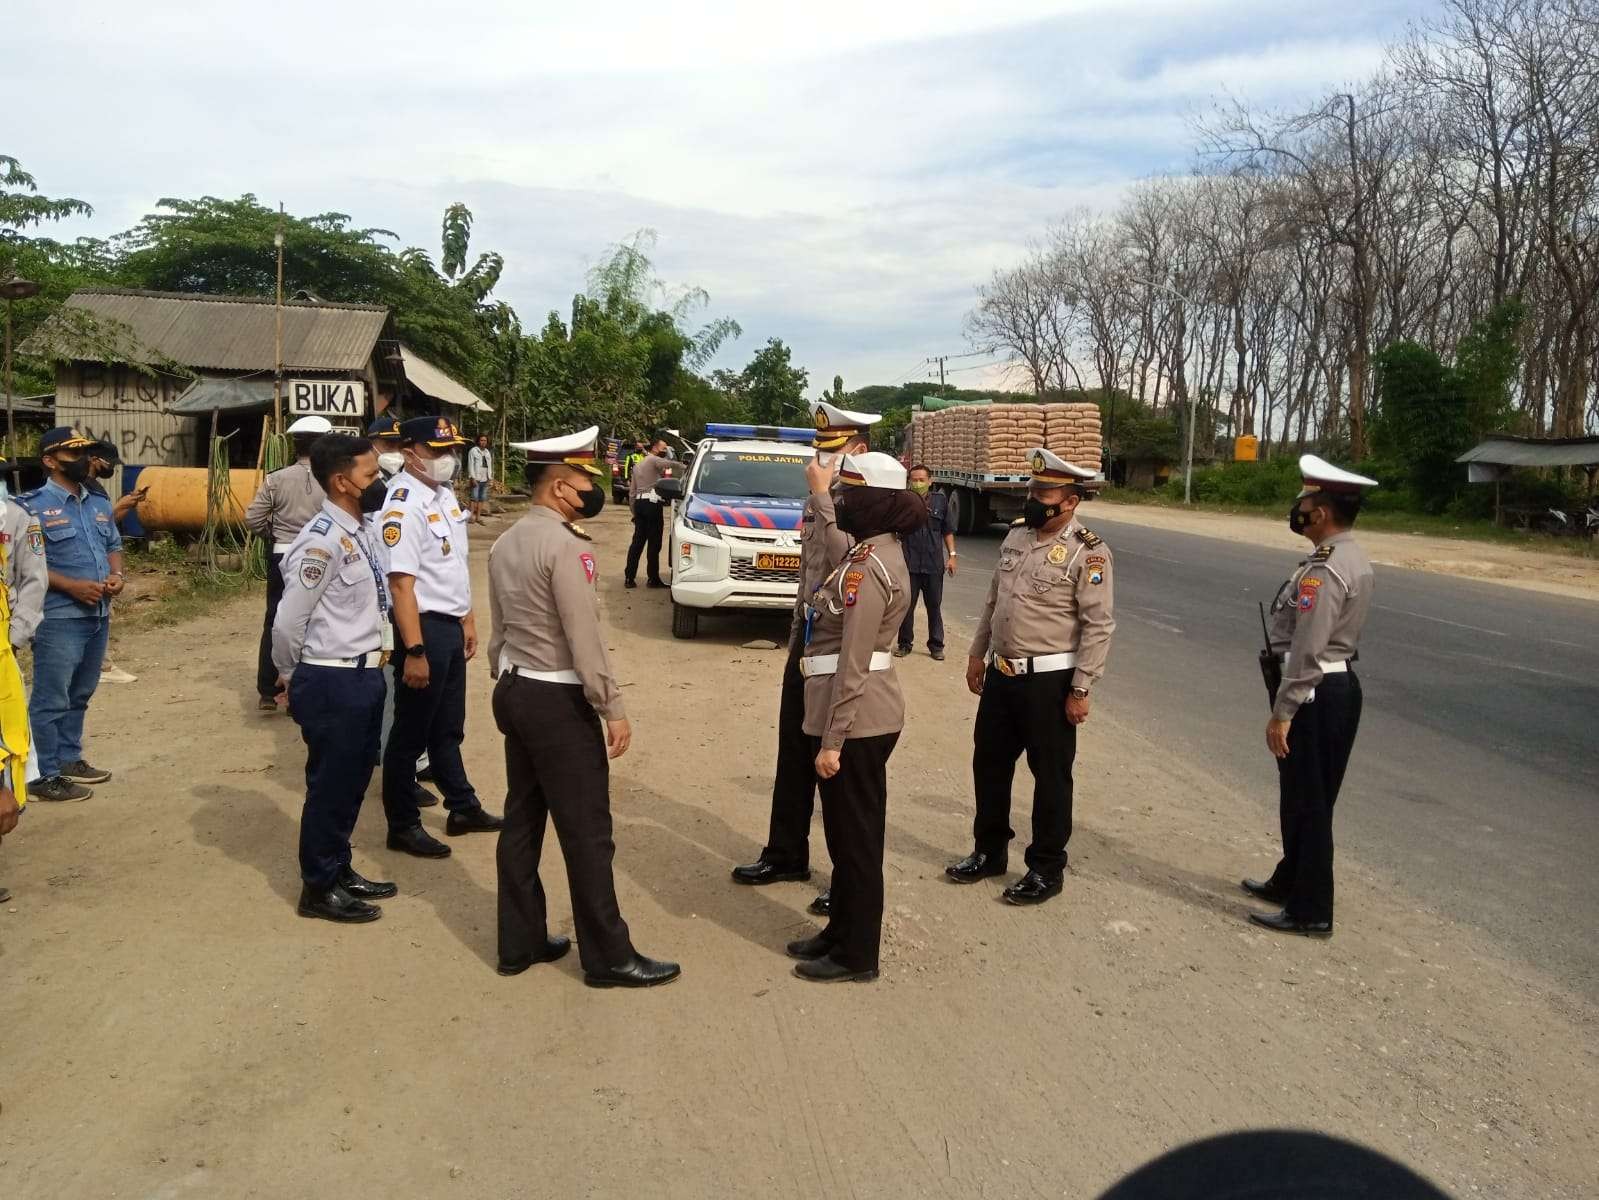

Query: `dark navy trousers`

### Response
(290, 662, 385, 888)
(382, 612, 479, 830)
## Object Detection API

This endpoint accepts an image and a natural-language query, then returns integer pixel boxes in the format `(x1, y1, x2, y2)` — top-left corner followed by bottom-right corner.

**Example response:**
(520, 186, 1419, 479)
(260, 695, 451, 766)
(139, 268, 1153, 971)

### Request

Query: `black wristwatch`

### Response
(405, 643, 426, 658)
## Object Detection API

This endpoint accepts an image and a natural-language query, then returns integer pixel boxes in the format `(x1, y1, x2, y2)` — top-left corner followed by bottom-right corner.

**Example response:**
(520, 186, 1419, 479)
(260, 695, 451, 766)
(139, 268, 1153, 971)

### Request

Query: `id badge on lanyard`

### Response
(356, 530, 394, 658)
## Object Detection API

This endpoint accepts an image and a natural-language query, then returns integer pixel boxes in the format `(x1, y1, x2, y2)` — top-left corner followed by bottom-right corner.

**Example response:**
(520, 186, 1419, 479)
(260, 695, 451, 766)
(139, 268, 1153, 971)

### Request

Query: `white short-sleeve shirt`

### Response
(378, 468, 472, 617)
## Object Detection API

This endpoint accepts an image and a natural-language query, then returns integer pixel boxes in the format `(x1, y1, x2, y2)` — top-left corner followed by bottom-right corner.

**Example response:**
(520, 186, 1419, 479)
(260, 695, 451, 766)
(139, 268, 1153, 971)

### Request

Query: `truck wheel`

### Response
(671, 602, 699, 640)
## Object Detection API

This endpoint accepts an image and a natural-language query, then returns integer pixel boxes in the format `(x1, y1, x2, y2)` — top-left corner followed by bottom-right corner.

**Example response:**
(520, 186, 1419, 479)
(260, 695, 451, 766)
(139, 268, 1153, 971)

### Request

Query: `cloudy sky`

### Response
(13, 0, 1431, 396)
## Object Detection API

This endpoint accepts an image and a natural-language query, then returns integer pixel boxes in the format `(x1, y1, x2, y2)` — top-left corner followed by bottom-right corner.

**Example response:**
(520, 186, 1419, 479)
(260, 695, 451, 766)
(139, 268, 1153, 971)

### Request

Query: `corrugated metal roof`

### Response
(1456, 435, 1599, 468)
(399, 344, 492, 412)
(21, 288, 388, 372)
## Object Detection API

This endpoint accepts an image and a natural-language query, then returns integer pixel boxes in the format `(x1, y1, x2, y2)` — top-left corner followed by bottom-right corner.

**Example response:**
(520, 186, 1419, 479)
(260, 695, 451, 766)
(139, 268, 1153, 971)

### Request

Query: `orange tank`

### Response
(134, 466, 264, 534)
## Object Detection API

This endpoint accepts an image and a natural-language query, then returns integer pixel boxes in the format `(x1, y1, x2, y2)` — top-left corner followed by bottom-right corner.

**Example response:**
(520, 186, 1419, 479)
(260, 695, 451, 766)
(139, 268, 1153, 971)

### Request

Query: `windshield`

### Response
(694, 449, 810, 499)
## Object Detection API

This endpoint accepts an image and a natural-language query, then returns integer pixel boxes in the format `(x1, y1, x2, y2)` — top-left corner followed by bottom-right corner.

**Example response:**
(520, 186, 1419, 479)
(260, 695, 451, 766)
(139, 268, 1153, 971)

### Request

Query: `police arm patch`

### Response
(843, 569, 864, 606)
(1297, 577, 1322, 609)
(580, 552, 596, 583)
(382, 522, 402, 547)
(299, 559, 326, 589)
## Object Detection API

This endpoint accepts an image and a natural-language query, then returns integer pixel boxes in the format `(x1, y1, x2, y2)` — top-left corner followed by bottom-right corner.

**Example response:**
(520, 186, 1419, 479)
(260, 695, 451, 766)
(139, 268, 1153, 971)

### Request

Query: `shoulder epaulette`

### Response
(308, 515, 333, 536)
(564, 522, 593, 541)
(390, 486, 410, 503)
(1075, 528, 1103, 548)
(1310, 543, 1335, 562)
(850, 541, 875, 563)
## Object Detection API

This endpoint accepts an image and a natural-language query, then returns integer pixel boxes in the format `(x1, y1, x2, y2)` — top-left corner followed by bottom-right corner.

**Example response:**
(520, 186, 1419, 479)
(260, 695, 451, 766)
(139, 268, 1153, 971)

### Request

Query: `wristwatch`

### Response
(404, 643, 426, 658)
(1070, 686, 1090, 698)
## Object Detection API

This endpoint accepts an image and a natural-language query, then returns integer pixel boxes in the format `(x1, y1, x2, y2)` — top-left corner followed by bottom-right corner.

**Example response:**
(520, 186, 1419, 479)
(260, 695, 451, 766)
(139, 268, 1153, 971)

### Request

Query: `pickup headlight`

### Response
(683, 516, 722, 539)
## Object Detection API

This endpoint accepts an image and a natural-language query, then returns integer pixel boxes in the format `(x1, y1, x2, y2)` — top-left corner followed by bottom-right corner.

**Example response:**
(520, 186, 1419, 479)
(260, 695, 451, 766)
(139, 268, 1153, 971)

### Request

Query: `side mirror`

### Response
(656, 477, 684, 502)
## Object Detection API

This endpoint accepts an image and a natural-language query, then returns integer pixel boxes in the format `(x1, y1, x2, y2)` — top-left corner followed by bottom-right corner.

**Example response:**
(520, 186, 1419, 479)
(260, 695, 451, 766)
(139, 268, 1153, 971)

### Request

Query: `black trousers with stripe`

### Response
(816, 731, 900, 971)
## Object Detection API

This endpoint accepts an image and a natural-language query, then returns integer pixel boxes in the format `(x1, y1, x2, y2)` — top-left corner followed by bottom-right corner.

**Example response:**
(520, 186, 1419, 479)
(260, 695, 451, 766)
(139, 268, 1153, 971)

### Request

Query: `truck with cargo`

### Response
(904, 401, 1103, 532)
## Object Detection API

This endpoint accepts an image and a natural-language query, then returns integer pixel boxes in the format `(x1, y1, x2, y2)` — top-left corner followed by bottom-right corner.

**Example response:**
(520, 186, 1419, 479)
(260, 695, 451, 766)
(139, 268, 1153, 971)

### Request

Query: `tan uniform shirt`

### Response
(801, 538, 911, 750)
(488, 505, 625, 720)
(968, 516, 1116, 693)
(244, 460, 327, 550)
(628, 454, 674, 502)
(1268, 529, 1374, 721)
(788, 489, 850, 649)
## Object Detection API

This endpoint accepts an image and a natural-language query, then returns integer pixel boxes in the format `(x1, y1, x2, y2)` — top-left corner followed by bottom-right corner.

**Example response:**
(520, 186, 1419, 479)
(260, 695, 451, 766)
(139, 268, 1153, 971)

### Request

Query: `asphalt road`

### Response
(940, 513, 1599, 1001)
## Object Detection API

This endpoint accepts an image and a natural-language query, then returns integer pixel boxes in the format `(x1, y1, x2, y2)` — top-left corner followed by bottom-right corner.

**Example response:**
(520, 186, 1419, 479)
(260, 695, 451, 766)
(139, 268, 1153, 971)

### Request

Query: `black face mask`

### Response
(571, 481, 606, 519)
(1288, 502, 1315, 535)
(95, 463, 115, 480)
(357, 478, 388, 514)
(58, 458, 92, 484)
(1023, 496, 1064, 528)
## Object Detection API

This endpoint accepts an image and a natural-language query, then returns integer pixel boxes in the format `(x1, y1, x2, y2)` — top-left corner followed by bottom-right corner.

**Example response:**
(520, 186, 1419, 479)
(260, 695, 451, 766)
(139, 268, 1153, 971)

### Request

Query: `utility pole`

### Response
(1, 275, 40, 459)
(926, 355, 947, 390)
(273, 204, 286, 437)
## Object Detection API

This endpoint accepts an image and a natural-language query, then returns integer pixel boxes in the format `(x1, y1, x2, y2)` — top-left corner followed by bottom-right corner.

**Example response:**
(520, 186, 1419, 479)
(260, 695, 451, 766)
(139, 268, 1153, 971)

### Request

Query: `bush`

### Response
(1161, 456, 1303, 506)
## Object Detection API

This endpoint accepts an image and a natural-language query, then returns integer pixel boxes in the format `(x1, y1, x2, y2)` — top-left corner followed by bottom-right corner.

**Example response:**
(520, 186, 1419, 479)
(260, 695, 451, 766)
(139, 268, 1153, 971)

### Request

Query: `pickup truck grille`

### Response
(730, 560, 799, 585)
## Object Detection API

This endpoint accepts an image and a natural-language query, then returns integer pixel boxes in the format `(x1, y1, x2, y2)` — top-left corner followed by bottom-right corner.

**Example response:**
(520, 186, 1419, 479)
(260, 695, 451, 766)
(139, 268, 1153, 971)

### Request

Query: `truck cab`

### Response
(659, 424, 813, 639)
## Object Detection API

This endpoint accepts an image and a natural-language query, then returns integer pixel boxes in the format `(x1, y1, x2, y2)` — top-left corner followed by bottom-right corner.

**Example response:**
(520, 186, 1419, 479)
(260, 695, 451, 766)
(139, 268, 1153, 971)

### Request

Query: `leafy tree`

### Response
(114, 194, 491, 386)
(1451, 298, 1525, 440)
(1370, 341, 1467, 512)
(741, 337, 808, 424)
(2, 155, 122, 394)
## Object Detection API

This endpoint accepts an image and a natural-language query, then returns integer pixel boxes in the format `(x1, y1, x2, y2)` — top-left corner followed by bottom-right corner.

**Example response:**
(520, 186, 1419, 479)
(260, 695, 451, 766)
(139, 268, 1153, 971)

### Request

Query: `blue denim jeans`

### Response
(31, 615, 110, 779)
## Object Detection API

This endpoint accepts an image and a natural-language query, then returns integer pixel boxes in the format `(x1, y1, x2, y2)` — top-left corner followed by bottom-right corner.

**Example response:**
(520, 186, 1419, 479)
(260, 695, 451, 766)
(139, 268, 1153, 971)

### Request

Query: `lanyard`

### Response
(352, 526, 390, 619)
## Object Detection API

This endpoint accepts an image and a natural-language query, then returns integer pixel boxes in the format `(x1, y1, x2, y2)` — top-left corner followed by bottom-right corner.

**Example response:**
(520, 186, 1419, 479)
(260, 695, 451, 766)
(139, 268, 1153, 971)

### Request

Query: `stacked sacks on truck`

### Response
(979, 403, 1045, 474)
(1044, 401, 1102, 473)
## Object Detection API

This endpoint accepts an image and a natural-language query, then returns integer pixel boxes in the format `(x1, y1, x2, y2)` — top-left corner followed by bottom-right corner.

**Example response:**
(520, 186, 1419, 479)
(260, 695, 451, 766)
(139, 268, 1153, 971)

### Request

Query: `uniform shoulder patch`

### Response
(1075, 528, 1103, 548)
(579, 551, 597, 582)
(26, 525, 43, 556)
(382, 521, 402, 548)
(309, 515, 333, 536)
(298, 559, 326, 589)
(843, 569, 864, 606)
(1310, 544, 1335, 562)
(382, 509, 405, 519)
(391, 487, 409, 502)
(850, 542, 875, 563)
(304, 546, 332, 561)
(564, 521, 593, 541)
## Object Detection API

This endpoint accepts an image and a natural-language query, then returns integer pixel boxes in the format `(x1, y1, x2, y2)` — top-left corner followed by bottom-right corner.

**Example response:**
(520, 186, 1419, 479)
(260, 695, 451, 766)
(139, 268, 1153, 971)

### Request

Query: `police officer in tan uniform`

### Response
(949, 448, 1115, 906)
(785, 451, 924, 983)
(733, 402, 880, 922)
(489, 426, 680, 988)
(245, 415, 333, 712)
(1243, 455, 1377, 938)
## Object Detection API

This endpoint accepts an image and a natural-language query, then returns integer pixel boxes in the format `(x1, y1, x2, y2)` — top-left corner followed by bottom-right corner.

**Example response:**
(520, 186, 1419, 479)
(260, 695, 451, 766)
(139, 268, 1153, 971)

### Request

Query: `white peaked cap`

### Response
(1027, 447, 1099, 486)
(1299, 453, 1378, 494)
(838, 451, 908, 490)
(286, 415, 334, 434)
(511, 425, 605, 477)
(812, 401, 883, 449)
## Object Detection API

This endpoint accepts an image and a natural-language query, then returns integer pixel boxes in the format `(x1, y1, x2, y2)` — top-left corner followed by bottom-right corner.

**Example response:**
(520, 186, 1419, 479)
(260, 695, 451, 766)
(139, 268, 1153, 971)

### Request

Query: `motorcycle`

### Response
(1537, 501, 1599, 538)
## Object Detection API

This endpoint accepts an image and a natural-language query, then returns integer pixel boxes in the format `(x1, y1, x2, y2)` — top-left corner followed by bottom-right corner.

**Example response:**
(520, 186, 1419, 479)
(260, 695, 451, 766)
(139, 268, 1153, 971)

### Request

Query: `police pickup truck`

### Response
(655, 424, 813, 639)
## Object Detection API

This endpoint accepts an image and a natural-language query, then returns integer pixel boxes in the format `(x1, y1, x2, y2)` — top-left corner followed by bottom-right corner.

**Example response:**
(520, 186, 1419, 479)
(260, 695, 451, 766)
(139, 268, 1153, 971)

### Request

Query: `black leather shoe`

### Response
(893, 645, 911, 657)
(1248, 909, 1333, 938)
(497, 936, 572, 976)
(624, 578, 638, 589)
(338, 867, 397, 900)
(730, 860, 812, 886)
(416, 765, 435, 783)
(1002, 871, 1064, 906)
(414, 787, 440, 808)
(386, 824, 451, 858)
(1241, 877, 1287, 904)
(945, 851, 1006, 884)
(646, 579, 668, 589)
(445, 806, 505, 836)
(584, 953, 682, 989)
(786, 933, 834, 960)
(794, 955, 878, 983)
(930, 649, 946, 661)
(297, 883, 381, 923)
(807, 889, 831, 916)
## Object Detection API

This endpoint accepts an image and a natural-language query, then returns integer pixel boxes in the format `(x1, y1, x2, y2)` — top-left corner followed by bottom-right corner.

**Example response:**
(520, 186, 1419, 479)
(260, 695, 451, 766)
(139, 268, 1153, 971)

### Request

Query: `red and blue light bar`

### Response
(704, 423, 814, 443)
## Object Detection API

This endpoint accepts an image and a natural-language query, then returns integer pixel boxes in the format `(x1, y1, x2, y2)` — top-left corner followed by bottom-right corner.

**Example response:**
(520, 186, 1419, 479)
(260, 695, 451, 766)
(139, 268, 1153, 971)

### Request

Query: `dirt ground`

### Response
(2, 505, 1595, 1199)
(1098, 502, 1599, 602)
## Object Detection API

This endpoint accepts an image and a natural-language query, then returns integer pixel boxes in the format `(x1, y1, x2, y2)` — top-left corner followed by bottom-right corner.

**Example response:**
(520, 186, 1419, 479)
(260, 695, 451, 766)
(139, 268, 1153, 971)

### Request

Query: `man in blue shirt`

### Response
(895, 464, 957, 660)
(19, 428, 124, 802)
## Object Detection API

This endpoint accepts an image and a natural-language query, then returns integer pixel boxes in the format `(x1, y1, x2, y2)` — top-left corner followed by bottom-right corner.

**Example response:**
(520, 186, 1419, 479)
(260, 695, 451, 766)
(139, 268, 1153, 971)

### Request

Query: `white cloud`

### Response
(7, 0, 1424, 394)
